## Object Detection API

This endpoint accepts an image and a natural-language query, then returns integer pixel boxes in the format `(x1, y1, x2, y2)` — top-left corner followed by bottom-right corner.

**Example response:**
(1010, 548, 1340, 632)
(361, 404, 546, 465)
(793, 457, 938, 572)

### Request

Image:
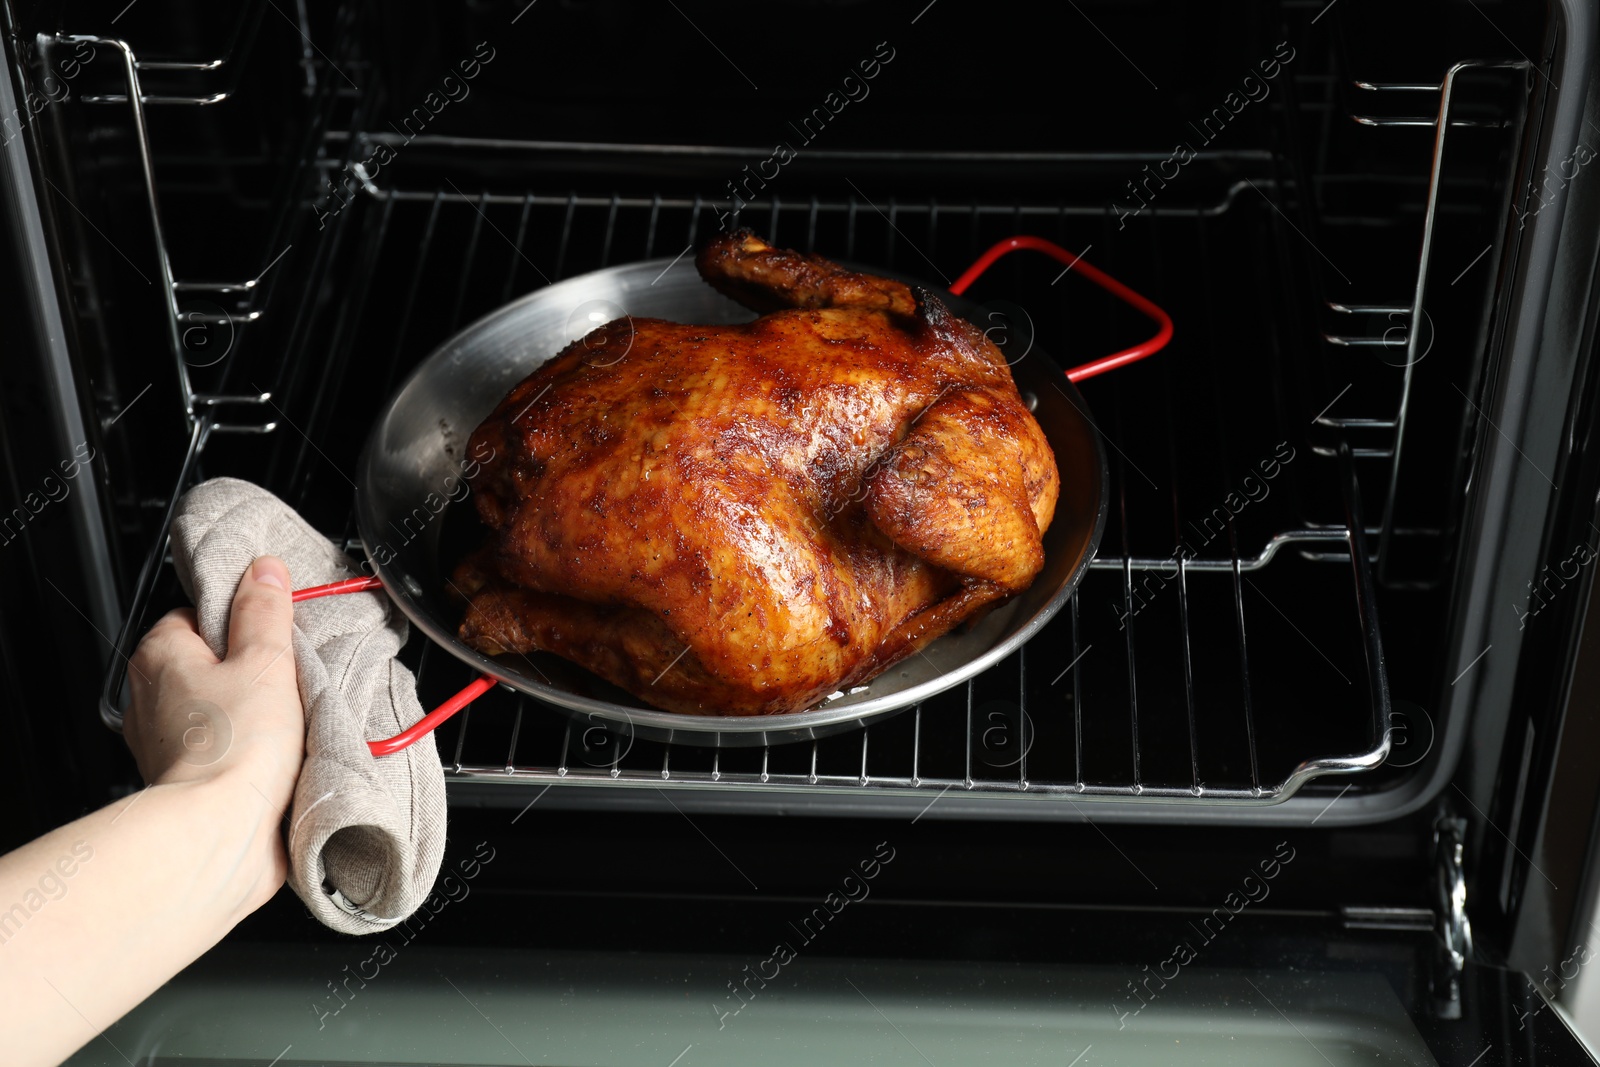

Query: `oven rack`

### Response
(73, 9, 1456, 818)
(94, 180, 1390, 669)
(413, 443, 1387, 809)
(94, 174, 1400, 820)
(403, 467, 1387, 813)
(301, 160, 1411, 817)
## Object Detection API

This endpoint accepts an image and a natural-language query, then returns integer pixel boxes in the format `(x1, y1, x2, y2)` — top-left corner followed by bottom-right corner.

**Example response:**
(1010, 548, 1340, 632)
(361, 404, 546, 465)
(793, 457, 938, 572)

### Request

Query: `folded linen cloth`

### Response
(169, 477, 446, 934)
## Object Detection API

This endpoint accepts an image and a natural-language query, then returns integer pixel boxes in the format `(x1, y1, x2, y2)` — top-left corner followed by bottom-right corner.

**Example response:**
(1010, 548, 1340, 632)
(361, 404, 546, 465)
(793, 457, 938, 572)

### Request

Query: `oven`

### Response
(4, 0, 1600, 1063)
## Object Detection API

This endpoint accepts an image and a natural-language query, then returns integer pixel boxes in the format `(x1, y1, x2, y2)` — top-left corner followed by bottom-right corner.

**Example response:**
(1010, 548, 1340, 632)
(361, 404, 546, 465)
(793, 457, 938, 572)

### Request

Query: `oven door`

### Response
(51, 810, 1600, 1066)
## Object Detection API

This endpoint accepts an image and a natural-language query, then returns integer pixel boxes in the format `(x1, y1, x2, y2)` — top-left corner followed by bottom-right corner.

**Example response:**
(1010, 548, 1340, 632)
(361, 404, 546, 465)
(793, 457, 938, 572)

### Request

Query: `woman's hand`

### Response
(122, 555, 306, 901)
(2, 556, 309, 1067)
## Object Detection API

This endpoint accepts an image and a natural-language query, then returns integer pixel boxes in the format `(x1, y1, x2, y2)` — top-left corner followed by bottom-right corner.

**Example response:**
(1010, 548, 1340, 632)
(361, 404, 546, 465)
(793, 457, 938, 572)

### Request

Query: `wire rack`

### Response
(263, 168, 1389, 813)
(79, 18, 1526, 819)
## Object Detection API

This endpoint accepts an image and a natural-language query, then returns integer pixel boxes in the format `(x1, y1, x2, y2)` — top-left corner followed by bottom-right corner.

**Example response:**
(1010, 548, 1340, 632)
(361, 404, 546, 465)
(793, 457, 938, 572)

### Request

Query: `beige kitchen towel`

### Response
(169, 476, 446, 934)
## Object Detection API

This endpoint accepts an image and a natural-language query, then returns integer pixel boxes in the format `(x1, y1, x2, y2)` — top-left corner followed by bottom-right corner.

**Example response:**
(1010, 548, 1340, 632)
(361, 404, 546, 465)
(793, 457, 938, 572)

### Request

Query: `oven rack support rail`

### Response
(55, 0, 291, 438)
(55, 16, 333, 729)
(1320, 59, 1531, 590)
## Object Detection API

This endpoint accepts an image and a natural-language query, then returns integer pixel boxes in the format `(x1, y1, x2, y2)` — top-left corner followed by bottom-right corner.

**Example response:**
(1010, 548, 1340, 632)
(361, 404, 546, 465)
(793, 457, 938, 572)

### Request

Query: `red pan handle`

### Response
(293, 576, 494, 756)
(948, 235, 1174, 382)
(291, 575, 386, 601)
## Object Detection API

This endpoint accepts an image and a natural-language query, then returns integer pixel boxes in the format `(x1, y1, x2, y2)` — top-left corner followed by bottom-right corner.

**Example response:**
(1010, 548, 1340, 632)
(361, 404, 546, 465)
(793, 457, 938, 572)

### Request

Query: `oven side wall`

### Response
(0, 14, 125, 844)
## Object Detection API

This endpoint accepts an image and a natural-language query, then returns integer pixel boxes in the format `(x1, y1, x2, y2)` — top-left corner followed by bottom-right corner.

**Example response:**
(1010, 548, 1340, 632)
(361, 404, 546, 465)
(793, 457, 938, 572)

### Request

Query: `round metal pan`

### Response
(356, 255, 1109, 747)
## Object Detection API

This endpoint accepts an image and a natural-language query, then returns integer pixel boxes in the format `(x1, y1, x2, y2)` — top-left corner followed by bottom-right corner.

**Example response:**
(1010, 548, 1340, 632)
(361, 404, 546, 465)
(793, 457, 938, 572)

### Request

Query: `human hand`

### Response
(123, 556, 306, 899)
(2, 557, 309, 1066)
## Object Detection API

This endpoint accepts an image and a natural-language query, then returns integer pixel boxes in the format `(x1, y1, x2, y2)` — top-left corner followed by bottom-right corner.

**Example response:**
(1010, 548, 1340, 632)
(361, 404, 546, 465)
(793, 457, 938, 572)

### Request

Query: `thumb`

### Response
(226, 555, 294, 674)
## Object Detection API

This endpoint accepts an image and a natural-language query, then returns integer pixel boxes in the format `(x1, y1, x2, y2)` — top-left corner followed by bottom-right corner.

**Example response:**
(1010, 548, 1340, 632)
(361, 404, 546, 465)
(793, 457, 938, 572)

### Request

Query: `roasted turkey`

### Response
(453, 231, 1060, 715)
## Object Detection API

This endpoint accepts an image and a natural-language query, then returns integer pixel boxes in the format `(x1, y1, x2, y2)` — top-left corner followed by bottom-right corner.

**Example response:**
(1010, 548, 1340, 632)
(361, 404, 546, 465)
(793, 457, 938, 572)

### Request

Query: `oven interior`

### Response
(43, 0, 1545, 826)
(14, 0, 1600, 1063)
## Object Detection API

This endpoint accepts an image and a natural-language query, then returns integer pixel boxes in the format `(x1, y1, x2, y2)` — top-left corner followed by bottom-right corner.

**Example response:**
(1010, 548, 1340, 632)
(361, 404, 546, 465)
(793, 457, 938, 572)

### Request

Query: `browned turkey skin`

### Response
(454, 231, 1060, 715)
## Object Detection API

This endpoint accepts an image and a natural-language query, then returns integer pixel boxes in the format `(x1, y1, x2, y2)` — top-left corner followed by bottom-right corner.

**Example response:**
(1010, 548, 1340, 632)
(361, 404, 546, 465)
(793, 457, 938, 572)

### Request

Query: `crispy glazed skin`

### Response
(455, 231, 1060, 715)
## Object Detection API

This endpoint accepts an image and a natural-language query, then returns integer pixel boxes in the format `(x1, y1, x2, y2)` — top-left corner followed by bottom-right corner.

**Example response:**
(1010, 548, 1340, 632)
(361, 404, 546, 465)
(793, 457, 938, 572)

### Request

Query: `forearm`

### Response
(0, 769, 284, 1067)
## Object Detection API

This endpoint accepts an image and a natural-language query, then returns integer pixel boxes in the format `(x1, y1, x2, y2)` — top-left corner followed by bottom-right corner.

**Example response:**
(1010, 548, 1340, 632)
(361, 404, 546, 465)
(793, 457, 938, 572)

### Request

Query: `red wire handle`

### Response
(369, 674, 496, 757)
(291, 575, 385, 601)
(293, 576, 495, 756)
(948, 235, 1174, 382)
